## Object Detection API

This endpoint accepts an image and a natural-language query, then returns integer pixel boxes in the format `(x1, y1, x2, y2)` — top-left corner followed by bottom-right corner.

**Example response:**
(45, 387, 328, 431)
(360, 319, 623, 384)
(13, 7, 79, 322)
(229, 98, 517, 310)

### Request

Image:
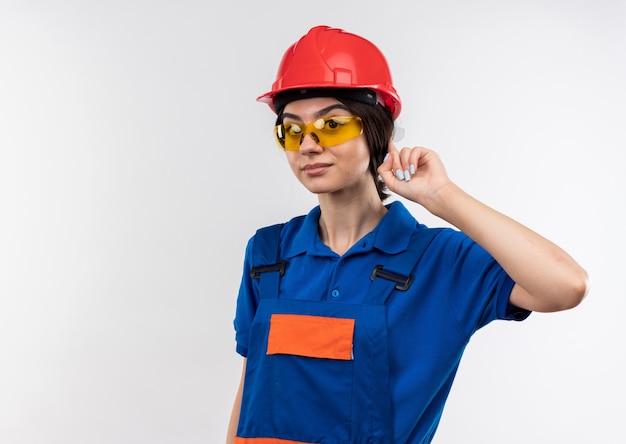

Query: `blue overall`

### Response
(236, 223, 441, 443)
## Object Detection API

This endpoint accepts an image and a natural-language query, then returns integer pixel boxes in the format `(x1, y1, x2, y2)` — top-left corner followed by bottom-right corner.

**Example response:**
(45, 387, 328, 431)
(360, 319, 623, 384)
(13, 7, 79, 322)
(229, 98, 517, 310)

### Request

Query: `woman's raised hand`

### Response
(377, 141, 453, 212)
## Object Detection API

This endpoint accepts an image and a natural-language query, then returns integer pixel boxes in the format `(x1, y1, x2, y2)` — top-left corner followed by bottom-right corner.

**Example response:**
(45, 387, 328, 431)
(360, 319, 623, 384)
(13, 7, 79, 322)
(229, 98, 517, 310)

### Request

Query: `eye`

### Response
(324, 117, 351, 130)
(285, 123, 302, 136)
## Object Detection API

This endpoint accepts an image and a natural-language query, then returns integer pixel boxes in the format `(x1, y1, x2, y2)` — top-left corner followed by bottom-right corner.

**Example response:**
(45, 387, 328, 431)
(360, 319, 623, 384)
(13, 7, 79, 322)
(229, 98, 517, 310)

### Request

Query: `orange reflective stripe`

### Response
(267, 314, 355, 360)
(235, 437, 313, 444)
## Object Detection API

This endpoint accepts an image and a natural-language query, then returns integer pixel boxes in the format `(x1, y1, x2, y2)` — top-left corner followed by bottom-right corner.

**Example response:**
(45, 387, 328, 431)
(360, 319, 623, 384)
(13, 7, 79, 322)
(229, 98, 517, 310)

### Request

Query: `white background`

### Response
(1, 1, 624, 443)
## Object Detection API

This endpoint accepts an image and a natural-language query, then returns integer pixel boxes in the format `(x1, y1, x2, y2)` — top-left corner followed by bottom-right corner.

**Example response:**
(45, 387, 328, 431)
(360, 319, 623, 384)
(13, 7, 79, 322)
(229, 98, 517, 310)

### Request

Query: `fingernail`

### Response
(395, 169, 404, 181)
(403, 170, 410, 181)
(410, 164, 415, 175)
(383, 153, 389, 162)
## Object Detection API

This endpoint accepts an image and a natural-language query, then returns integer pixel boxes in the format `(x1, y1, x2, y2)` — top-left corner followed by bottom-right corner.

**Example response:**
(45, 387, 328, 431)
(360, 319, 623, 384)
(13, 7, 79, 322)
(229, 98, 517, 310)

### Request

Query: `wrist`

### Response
(423, 181, 465, 221)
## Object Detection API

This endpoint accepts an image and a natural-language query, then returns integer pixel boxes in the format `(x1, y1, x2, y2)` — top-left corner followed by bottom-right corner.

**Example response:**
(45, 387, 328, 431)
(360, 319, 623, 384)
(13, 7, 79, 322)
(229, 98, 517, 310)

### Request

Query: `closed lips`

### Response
(303, 163, 332, 170)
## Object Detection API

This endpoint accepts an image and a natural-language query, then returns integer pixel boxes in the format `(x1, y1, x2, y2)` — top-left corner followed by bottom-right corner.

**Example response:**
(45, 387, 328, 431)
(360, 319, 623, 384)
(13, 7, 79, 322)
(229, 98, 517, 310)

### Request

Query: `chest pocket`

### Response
(267, 314, 355, 360)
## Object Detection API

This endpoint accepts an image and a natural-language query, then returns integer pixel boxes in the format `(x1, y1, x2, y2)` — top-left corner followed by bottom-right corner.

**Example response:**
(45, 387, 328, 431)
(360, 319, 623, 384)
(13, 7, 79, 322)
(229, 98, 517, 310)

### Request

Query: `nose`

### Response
(298, 132, 323, 154)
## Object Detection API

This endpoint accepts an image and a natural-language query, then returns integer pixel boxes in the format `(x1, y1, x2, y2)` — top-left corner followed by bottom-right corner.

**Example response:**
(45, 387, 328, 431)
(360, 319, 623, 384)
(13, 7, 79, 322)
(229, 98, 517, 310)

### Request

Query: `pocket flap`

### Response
(267, 314, 355, 360)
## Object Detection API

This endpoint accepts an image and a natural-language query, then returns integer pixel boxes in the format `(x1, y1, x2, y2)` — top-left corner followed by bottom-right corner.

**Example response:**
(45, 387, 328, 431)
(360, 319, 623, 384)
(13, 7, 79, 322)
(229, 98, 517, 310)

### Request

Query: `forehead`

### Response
(282, 97, 349, 120)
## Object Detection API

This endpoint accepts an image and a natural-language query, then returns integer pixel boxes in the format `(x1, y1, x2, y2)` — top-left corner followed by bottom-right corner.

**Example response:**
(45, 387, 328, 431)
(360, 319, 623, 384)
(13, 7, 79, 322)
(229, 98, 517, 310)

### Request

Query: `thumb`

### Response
(384, 139, 399, 166)
(378, 140, 398, 180)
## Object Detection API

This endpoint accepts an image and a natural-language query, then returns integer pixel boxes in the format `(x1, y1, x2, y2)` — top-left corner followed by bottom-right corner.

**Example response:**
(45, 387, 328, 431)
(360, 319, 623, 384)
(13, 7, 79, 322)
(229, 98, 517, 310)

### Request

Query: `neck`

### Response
(317, 191, 387, 256)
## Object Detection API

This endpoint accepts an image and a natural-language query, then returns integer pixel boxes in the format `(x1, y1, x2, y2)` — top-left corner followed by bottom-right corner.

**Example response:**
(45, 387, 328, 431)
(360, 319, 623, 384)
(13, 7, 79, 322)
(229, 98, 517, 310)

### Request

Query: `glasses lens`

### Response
(274, 116, 362, 151)
(274, 122, 303, 151)
(315, 116, 362, 148)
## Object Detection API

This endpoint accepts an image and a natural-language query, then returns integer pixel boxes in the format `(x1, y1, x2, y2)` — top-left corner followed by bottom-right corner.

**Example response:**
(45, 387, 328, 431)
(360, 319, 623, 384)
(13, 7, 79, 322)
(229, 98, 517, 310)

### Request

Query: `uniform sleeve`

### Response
(233, 235, 260, 357)
(438, 229, 531, 337)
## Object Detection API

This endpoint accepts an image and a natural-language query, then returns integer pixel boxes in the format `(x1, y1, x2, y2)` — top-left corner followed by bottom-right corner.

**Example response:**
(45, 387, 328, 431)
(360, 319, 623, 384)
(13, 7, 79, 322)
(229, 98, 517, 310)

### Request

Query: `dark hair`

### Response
(275, 97, 395, 201)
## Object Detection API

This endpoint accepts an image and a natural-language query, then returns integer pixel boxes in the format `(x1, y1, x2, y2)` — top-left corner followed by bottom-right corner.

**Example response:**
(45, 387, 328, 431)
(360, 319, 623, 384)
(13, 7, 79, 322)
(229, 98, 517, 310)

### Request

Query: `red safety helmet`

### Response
(257, 26, 402, 119)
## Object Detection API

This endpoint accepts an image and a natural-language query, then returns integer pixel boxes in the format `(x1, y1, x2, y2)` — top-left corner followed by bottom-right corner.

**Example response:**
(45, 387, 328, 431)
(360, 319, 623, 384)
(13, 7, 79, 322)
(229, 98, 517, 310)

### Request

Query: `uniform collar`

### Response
(372, 201, 419, 254)
(284, 201, 418, 258)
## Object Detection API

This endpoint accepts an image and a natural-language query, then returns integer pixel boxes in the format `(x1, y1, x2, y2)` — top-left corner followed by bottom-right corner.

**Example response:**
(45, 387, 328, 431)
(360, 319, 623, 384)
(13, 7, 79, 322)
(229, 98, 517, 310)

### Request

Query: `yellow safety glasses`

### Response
(274, 116, 363, 152)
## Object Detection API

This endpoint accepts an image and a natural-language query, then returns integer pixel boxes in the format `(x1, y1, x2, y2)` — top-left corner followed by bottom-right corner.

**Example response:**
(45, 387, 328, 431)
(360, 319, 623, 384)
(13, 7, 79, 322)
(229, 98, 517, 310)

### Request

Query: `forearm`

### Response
(226, 359, 246, 444)
(426, 182, 589, 312)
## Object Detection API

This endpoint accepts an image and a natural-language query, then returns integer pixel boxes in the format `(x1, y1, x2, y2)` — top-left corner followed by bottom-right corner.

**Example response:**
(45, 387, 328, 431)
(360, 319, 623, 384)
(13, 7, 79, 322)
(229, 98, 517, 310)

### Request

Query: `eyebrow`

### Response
(282, 104, 351, 121)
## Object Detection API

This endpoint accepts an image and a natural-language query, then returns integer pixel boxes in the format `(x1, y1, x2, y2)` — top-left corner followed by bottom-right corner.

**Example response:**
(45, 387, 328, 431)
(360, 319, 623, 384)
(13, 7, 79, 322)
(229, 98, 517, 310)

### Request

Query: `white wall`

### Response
(1, 0, 624, 442)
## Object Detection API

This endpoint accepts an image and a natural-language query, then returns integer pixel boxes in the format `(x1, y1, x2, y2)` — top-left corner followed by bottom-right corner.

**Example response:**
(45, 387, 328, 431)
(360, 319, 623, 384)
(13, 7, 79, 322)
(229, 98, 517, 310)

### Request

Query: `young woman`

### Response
(227, 25, 588, 444)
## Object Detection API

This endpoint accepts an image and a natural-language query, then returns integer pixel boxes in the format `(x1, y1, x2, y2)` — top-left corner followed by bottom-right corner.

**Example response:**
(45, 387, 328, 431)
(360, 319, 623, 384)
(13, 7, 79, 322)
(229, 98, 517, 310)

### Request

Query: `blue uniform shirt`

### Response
(234, 201, 530, 442)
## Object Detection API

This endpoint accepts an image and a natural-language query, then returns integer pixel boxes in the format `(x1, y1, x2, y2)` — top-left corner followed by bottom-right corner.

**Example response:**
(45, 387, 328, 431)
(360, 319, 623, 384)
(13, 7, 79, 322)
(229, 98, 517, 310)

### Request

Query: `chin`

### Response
(297, 177, 334, 194)
(304, 186, 333, 195)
